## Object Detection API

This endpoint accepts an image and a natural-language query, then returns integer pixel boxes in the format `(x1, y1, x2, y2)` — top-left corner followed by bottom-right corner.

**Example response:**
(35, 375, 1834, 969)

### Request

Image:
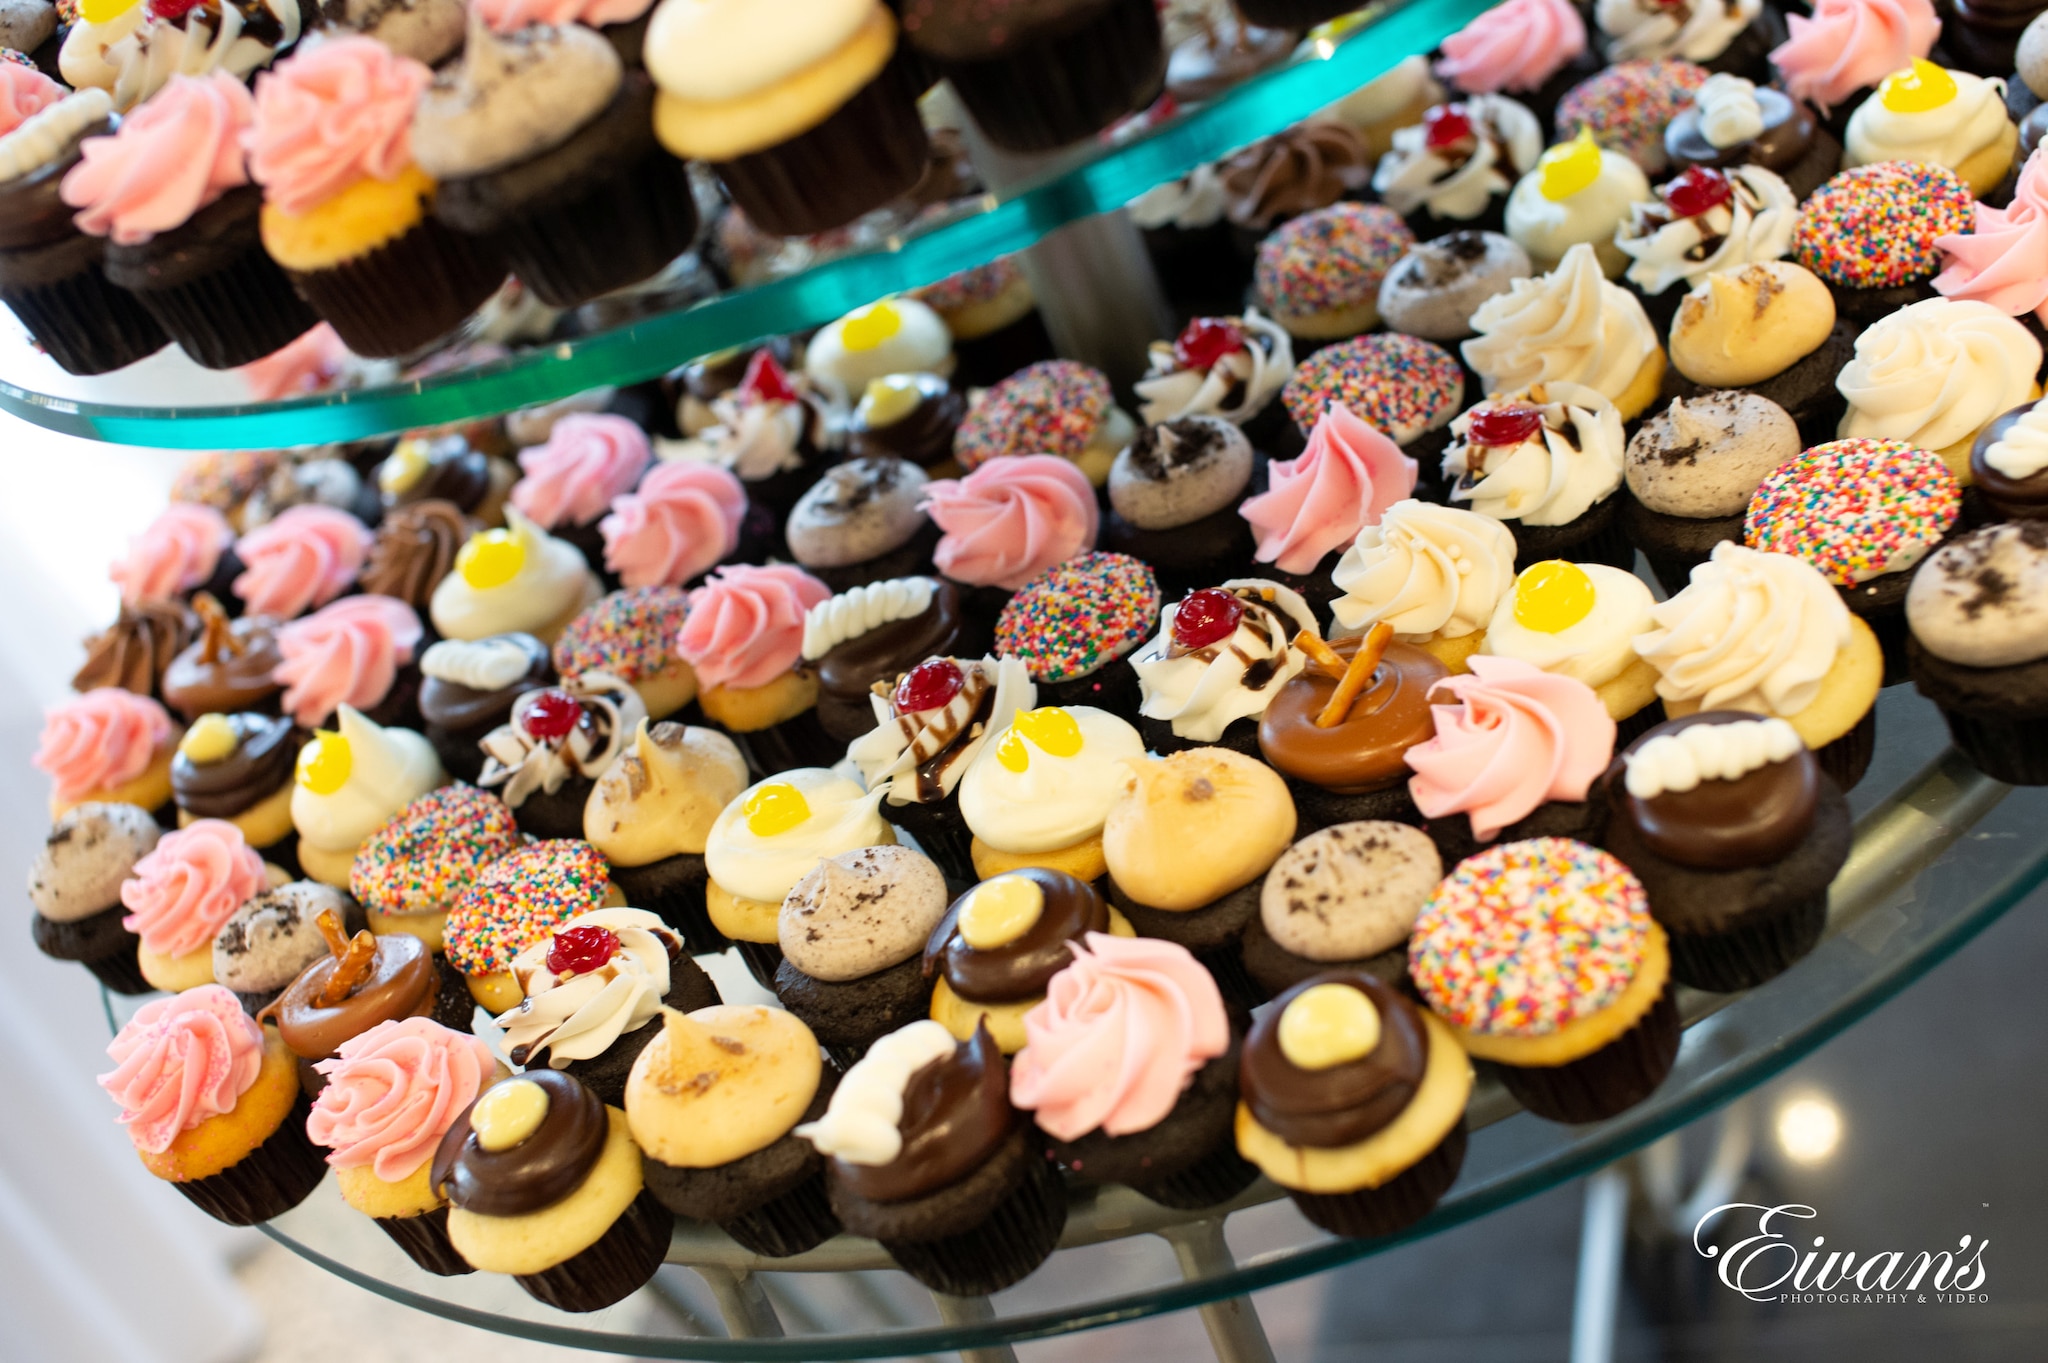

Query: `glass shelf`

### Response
(0, 0, 1495, 451)
(199, 686, 2041, 1360)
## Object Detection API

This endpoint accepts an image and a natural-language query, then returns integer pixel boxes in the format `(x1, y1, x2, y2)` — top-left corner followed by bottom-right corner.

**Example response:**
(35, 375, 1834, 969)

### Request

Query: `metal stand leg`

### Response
(1155, 1218, 1278, 1363)
(929, 1292, 1020, 1363)
(1569, 1166, 1630, 1363)
(695, 1265, 784, 1338)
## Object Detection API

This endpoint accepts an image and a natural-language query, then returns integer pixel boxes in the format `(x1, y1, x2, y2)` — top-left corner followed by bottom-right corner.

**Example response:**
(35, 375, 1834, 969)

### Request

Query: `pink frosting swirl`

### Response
(676, 563, 831, 690)
(100, 985, 265, 1154)
(274, 594, 424, 727)
(1011, 933, 1229, 1142)
(109, 502, 233, 607)
(511, 413, 653, 530)
(238, 323, 351, 401)
(472, 0, 651, 31)
(119, 820, 268, 958)
(1240, 403, 1416, 576)
(232, 504, 373, 619)
(34, 688, 174, 806)
(62, 73, 254, 246)
(245, 36, 430, 217)
(1937, 148, 2048, 321)
(1436, 0, 1588, 95)
(0, 62, 63, 139)
(921, 454, 1100, 591)
(1405, 655, 1615, 840)
(308, 1017, 495, 1183)
(600, 459, 747, 588)
(1770, 0, 1940, 114)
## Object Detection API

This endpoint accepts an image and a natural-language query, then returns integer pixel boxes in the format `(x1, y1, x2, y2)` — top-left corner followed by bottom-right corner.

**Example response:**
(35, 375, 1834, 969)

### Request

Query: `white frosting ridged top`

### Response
(1623, 717, 1802, 798)
(1463, 243, 1659, 403)
(1615, 165, 1798, 297)
(1371, 95, 1543, 221)
(1134, 310, 1294, 426)
(1986, 399, 2048, 480)
(645, 0, 875, 102)
(801, 577, 934, 661)
(1442, 380, 1627, 528)
(1836, 298, 2043, 453)
(794, 1019, 957, 1165)
(1633, 542, 1852, 718)
(1694, 73, 1766, 148)
(958, 705, 1145, 854)
(496, 908, 680, 1066)
(420, 636, 535, 691)
(1504, 148, 1650, 265)
(1329, 500, 1518, 640)
(290, 707, 445, 853)
(1483, 562, 1656, 688)
(1129, 580, 1317, 743)
(1598, 0, 1760, 63)
(1845, 67, 2012, 173)
(0, 88, 112, 183)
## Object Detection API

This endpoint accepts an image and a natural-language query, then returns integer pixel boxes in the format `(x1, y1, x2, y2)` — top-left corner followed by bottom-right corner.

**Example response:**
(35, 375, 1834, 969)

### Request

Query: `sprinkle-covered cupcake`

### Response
(1792, 161, 1976, 321)
(775, 844, 952, 1062)
(1278, 332, 1465, 466)
(349, 782, 520, 953)
(553, 586, 695, 720)
(1243, 821, 1442, 997)
(1253, 201, 1415, 340)
(1906, 521, 2048, 783)
(1240, 404, 1418, 614)
(993, 551, 1159, 715)
(1099, 417, 1260, 597)
(675, 563, 835, 774)
(953, 359, 1135, 486)
(911, 255, 1049, 387)
(1555, 57, 1711, 174)
(35, 687, 179, 819)
(27, 801, 161, 993)
(443, 837, 615, 1011)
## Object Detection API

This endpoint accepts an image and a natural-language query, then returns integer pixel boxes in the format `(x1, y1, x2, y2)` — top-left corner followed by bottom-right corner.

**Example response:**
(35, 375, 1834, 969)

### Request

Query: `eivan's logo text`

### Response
(1693, 1203, 1989, 1303)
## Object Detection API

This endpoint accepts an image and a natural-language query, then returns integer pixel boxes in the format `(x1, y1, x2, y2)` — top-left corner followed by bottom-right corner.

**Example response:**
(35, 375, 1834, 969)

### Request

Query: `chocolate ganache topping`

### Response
(1970, 402, 2048, 523)
(922, 868, 1108, 1004)
(1666, 85, 1815, 175)
(845, 373, 967, 468)
(267, 910, 438, 1058)
(812, 581, 964, 740)
(74, 599, 198, 696)
(418, 632, 554, 736)
(362, 499, 473, 610)
(1241, 971, 1427, 1148)
(1258, 639, 1447, 794)
(171, 713, 303, 818)
(378, 434, 493, 514)
(832, 1024, 1014, 1203)
(161, 595, 285, 721)
(433, 1069, 609, 1217)
(1613, 711, 1820, 869)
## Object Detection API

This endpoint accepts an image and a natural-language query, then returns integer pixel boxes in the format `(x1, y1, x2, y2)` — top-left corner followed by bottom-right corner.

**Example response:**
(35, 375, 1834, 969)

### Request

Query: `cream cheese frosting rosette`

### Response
(1371, 96, 1544, 224)
(1134, 312, 1294, 428)
(289, 705, 444, 888)
(1463, 244, 1663, 419)
(1442, 382, 1628, 538)
(430, 507, 602, 644)
(1504, 130, 1652, 276)
(1330, 501, 1520, 673)
(1844, 60, 2018, 197)
(1129, 581, 1318, 749)
(1836, 298, 2044, 478)
(1615, 164, 1797, 297)
(958, 704, 1146, 883)
(1597, 0, 1761, 62)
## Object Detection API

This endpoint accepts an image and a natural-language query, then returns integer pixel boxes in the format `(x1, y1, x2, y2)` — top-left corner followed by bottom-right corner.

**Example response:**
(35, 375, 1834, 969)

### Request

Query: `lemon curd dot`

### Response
(743, 782, 810, 836)
(1278, 983, 1382, 1070)
(1513, 560, 1597, 633)
(296, 731, 351, 794)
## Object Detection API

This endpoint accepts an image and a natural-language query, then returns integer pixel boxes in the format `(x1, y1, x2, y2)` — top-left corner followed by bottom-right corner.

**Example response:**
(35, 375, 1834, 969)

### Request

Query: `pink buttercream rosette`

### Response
(274, 594, 424, 727)
(1936, 147, 2048, 322)
(308, 1017, 495, 1182)
(109, 502, 233, 606)
(1241, 404, 1415, 577)
(34, 688, 174, 806)
(600, 460, 747, 588)
(1436, 0, 1587, 95)
(471, 0, 651, 31)
(0, 61, 63, 139)
(237, 323, 351, 401)
(100, 985, 265, 1154)
(62, 72, 254, 246)
(232, 504, 374, 619)
(244, 35, 430, 217)
(1404, 655, 1616, 840)
(921, 453, 1100, 591)
(119, 819, 268, 959)
(511, 413, 653, 530)
(676, 562, 831, 691)
(1769, 0, 1940, 114)
(1011, 933, 1229, 1142)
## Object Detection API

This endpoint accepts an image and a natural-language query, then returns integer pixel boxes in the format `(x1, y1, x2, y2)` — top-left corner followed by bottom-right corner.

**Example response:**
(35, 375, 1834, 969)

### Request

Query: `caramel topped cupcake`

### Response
(269, 908, 439, 1084)
(163, 595, 285, 722)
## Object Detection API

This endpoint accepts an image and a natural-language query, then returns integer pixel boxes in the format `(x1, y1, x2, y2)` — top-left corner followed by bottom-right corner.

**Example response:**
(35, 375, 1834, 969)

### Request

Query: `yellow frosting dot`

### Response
(743, 783, 811, 837)
(1278, 983, 1381, 1071)
(457, 528, 525, 590)
(995, 707, 1084, 772)
(79, 0, 139, 23)
(1880, 58, 1957, 113)
(379, 439, 432, 496)
(1512, 560, 1597, 634)
(178, 713, 239, 765)
(959, 875, 1044, 950)
(857, 374, 923, 428)
(1538, 128, 1603, 202)
(295, 731, 351, 795)
(839, 301, 902, 352)
(470, 1078, 549, 1152)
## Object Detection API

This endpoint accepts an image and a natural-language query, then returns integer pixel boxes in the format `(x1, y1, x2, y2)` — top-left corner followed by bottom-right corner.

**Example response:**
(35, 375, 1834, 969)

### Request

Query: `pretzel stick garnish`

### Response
(1316, 623, 1394, 728)
(1292, 629, 1351, 682)
(313, 907, 380, 1005)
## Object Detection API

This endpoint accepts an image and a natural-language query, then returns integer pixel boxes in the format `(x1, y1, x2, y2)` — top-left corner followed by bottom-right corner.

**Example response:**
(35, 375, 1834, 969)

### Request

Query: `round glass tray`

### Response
(0, 0, 1496, 450)
(103, 686, 2041, 1358)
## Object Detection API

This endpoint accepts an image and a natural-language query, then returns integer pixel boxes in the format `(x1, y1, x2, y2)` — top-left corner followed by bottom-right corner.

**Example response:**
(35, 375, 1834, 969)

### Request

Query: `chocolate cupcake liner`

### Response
(733, 939, 786, 992)
(170, 1090, 328, 1226)
(719, 1170, 842, 1259)
(611, 854, 730, 957)
(774, 954, 932, 1056)
(1111, 879, 1261, 953)
(506, 775, 594, 841)
(1933, 707, 2048, 785)
(1815, 707, 1877, 792)
(1035, 660, 1142, 715)
(83, 944, 154, 995)
(806, 519, 943, 596)
(1139, 714, 1263, 760)
(730, 707, 842, 782)
(1426, 788, 1610, 868)
(711, 52, 929, 237)
(514, 1190, 672, 1313)
(950, 307, 1056, 389)
(1286, 1119, 1468, 1239)
(931, 0, 1165, 154)
(0, 247, 167, 375)
(878, 798, 976, 886)
(643, 1076, 835, 1227)
(1665, 892, 1829, 993)
(1289, 780, 1425, 837)
(1613, 701, 1667, 750)
(1054, 1050, 1246, 1203)
(374, 1206, 475, 1277)
(1509, 499, 1634, 574)
(1240, 915, 1413, 1003)
(1494, 988, 1681, 1124)
(479, 140, 696, 310)
(425, 722, 489, 785)
(1131, 1142, 1261, 1212)
(880, 1149, 1067, 1296)
(114, 239, 318, 370)
(1099, 503, 1259, 601)
(1140, 221, 1248, 319)
(287, 216, 504, 360)
(432, 954, 481, 1032)
(565, 956, 720, 1105)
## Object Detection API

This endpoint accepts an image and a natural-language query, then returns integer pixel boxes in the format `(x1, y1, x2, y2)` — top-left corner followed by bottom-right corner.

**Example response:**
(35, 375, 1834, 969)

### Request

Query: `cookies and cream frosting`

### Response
(1330, 500, 1519, 640)
(779, 844, 949, 982)
(705, 767, 890, 905)
(1442, 381, 1627, 528)
(28, 802, 161, 924)
(1372, 95, 1543, 222)
(1907, 521, 2048, 668)
(1836, 298, 2043, 454)
(1463, 243, 1659, 403)
(1632, 542, 1851, 717)
(1615, 164, 1797, 297)
(958, 705, 1145, 855)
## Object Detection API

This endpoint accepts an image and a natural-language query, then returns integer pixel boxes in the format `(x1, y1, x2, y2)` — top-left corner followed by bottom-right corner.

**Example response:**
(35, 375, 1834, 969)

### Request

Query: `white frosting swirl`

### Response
(1616, 164, 1798, 296)
(1371, 95, 1544, 221)
(290, 707, 444, 854)
(1129, 580, 1316, 742)
(419, 636, 536, 691)
(61, 5, 145, 91)
(109, 0, 301, 112)
(958, 706, 1145, 854)
(429, 507, 598, 642)
(1633, 542, 1851, 717)
(495, 908, 681, 1067)
(478, 672, 646, 809)
(1986, 399, 2048, 480)
(849, 656, 1036, 805)
(1128, 162, 1228, 230)
(1623, 716, 1803, 798)
(1504, 149, 1651, 268)
(661, 396, 809, 482)
(1330, 500, 1519, 640)
(1442, 380, 1627, 528)
(1482, 562, 1656, 688)
(704, 767, 890, 904)
(0, 89, 113, 184)
(793, 1019, 957, 1165)
(1598, 0, 1760, 63)
(800, 577, 935, 661)
(1845, 68, 2013, 175)
(1694, 73, 1766, 148)
(1134, 310, 1294, 427)
(1463, 243, 1660, 403)
(1837, 299, 2043, 453)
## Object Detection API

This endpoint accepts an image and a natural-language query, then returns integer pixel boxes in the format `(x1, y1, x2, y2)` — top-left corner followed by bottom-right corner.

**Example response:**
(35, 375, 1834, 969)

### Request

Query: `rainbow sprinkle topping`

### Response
(444, 839, 610, 976)
(0, 48, 36, 71)
(1281, 334, 1465, 442)
(1744, 438, 1961, 586)
(349, 784, 521, 915)
(1555, 59, 1709, 170)
(955, 360, 1111, 471)
(995, 551, 1160, 684)
(554, 586, 690, 683)
(1409, 838, 1650, 1037)
(1254, 202, 1413, 319)
(913, 257, 1024, 315)
(1794, 162, 1975, 290)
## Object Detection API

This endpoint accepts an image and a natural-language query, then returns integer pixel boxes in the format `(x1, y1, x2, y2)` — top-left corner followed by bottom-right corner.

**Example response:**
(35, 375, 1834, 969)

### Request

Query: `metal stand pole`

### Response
(694, 1265, 784, 1338)
(929, 1292, 1020, 1363)
(1569, 1166, 1630, 1363)
(1155, 1218, 1279, 1363)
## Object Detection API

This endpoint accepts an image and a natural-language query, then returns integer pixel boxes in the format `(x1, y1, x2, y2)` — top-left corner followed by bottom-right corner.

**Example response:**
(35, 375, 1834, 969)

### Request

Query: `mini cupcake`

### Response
(362, 500, 473, 614)
(627, 1004, 842, 1258)
(1130, 580, 1317, 754)
(1906, 521, 2048, 781)
(1596, 0, 1773, 74)
(1479, 560, 1663, 738)
(1127, 162, 1238, 316)
(911, 256, 1048, 387)
(1100, 417, 1260, 597)
(1439, 383, 1633, 568)
(99, 985, 324, 1224)
(26, 801, 160, 992)
(845, 373, 968, 469)
(923, 454, 1101, 624)
(376, 432, 513, 523)
(1614, 164, 1797, 313)
(1253, 201, 1414, 340)
(1464, 244, 1664, 422)
(1664, 262, 1852, 449)
(1435, 0, 1597, 116)
(430, 508, 603, 644)
(230, 504, 371, 621)
(435, 1069, 672, 1311)
(1405, 656, 1617, 865)
(803, 577, 967, 742)
(268, 906, 440, 1092)
(289, 705, 444, 887)
(121, 817, 280, 995)
(274, 595, 425, 729)
(1235, 971, 1472, 1234)
(675, 563, 835, 775)
(1329, 499, 1519, 674)
(553, 586, 696, 720)
(785, 456, 934, 593)
(1622, 392, 1804, 592)
(1240, 404, 1418, 613)
(804, 297, 954, 405)
(75, 599, 199, 701)
(1377, 230, 1533, 344)
(350, 783, 521, 951)
(1968, 396, 2048, 520)
(1013, 932, 1253, 1209)
(775, 844, 951, 1062)
(1555, 58, 1710, 175)
(670, 348, 838, 520)
(583, 720, 748, 952)
(1372, 96, 1543, 238)
(1834, 298, 2042, 478)
(109, 501, 238, 614)
(244, 453, 379, 534)
(443, 837, 617, 1010)
(478, 673, 646, 839)
(170, 712, 302, 856)
(1243, 822, 1442, 997)
(163, 595, 284, 720)
(1665, 73, 1841, 199)
(1504, 130, 1652, 277)
(993, 552, 1159, 715)
(802, 1020, 1065, 1293)
(599, 461, 748, 590)
(1634, 541, 1885, 788)
(36, 686, 178, 819)
(1277, 333, 1466, 467)
(507, 412, 651, 575)
(1133, 313, 1293, 438)
(307, 1017, 499, 1275)
(213, 881, 364, 1016)
(1792, 161, 1976, 321)
(953, 360, 1134, 487)
(1219, 120, 1374, 245)
(330, 0, 469, 63)
(1843, 60, 2017, 195)
(958, 704, 1144, 882)
(416, 633, 555, 781)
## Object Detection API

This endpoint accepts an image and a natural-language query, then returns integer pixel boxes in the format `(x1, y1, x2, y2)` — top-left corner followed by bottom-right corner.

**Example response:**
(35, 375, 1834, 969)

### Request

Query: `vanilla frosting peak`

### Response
(1463, 243, 1659, 401)
(1330, 500, 1519, 640)
(1836, 297, 2043, 454)
(1632, 542, 1851, 717)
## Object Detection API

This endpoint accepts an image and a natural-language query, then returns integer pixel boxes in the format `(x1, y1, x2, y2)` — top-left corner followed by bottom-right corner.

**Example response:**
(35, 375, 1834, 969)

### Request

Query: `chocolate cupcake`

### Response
(74, 599, 199, 701)
(162, 595, 284, 722)
(1614, 165, 1798, 328)
(670, 337, 798, 437)
(26, 801, 160, 993)
(1665, 73, 1839, 199)
(802, 577, 967, 743)
(213, 880, 364, 1016)
(267, 906, 441, 1095)
(170, 712, 304, 857)
(1376, 231, 1532, 344)
(1130, 581, 1317, 756)
(844, 373, 967, 468)
(678, 564, 838, 776)
(1623, 392, 1802, 593)
(1906, 521, 2048, 782)
(362, 499, 474, 614)
(1243, 822, 1441, 999)
(1099, 417, 1259, 597)
(1970, 397, 2048, 521)
(477, 673, 646, 840)
(785, 456, 936, 593)
(415, 633, 554, 782)
(1133, 314, 1294, 450)
(923, 868, 1129, 1053)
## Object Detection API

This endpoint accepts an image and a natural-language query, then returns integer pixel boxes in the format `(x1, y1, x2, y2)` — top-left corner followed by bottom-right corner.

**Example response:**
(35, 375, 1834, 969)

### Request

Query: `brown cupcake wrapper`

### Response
(718, 1169, 842, 1259)
(930, 0, 1165, 154)
(1128, 1141, 1260, 1212)
(1665, 892, 1828, 993)
(609, 855, 728, 957)
(1494, 989, 1681, 1125)
(732, 939, 785, 993)
(876, 798, 975, 886)
(880, 1151, 1066, 1296)
(1815, 707, 1877, 792)
(0, 251, 167, 375)
(288, 217, 504, 360)
(487, 143, 697, 310)
(1285, 1118, 1468, 1238)
(120, 239, 317, 370)
(169, 1089, 327, 1226)
(1935, 706, 2048, 785)
(374, 1205, 475, 1276)
(513, 1189, 672, 1314)
(81, 942, 153, 996)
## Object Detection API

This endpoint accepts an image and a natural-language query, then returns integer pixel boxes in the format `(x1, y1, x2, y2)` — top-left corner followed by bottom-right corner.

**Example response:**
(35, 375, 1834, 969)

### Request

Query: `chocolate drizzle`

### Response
(74, 600, 197, 696)
(433, 1070, 609, 1217)
(161, 595, 285, 721)
(832, 1024, 1015, 1203)
(1258, 641, 1446, 794)
(171, 713, 303, 818)
(923, 868, 1108, 1003)
(1163, 584, 1302, 694)
(1613, 711, 1822, 869)
(1240, 972, 1427, 1149)
(845, 374, 967, 468)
